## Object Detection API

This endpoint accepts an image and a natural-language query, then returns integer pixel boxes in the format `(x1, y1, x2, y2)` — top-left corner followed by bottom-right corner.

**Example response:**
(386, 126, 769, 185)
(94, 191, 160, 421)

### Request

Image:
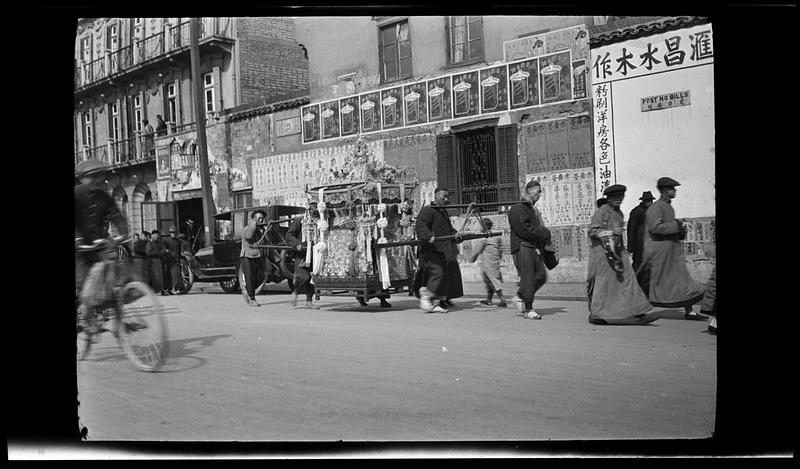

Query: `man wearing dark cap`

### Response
(636, 177, 706, 320)
(240, 208, 268, 306)
(163, 225, 184, 294)
(627, 191, 655, 271)
(413, 187, 463, 313)
(286, 202, 321, 309)
(507, 180, 551, 319)
(146, 229, 169, 295)
(587, 184, 660, 325)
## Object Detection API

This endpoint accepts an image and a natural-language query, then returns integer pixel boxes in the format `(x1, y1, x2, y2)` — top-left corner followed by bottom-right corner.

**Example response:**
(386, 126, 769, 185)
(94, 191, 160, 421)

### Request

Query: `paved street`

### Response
(77, 282, 716, 442)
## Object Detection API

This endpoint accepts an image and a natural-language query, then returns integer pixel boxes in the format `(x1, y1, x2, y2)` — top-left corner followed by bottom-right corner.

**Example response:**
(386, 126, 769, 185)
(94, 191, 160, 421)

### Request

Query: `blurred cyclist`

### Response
(75, 159, 129, 318)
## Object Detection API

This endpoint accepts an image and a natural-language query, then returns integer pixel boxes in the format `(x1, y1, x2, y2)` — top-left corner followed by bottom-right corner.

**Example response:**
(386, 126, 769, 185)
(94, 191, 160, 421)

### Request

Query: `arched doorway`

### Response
(131, 182, 152, 236)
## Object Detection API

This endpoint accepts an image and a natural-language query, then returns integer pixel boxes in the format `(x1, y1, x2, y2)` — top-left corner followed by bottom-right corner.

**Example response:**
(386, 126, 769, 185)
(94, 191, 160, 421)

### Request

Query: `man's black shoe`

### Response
(379, 298, 392, 308)
(685, 312, 708, 321)
(356, 297, 368, 306)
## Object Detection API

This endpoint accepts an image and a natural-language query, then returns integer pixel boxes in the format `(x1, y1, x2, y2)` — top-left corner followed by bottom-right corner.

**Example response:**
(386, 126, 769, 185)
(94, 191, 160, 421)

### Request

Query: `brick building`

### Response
(73, 17, 309, 238)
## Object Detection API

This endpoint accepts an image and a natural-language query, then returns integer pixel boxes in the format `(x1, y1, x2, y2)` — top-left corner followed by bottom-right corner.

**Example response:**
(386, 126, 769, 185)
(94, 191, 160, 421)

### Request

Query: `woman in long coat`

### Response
(587, 185, 660, 325)
(635, 178, 705, 319)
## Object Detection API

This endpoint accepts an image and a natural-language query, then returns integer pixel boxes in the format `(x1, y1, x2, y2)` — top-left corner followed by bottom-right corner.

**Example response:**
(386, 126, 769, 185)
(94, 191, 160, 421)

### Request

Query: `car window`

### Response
(233, 212, 244, 239)
(215, 219, 232, 241)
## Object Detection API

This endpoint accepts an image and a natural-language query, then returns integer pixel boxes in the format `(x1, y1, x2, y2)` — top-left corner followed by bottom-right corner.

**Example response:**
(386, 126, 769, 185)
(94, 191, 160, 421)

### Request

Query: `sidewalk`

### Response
(461, 281, 587, 301)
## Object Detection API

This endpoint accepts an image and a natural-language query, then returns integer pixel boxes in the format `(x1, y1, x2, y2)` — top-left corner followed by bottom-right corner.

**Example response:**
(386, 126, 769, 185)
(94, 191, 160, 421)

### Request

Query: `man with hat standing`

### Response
(413, 187, 464, 313)
(240, 208, 268, 306)
(627, 191, 656, 272)
(163, 225, 184, 294)
(636, 177, 706, 320)
(587, 184, 661, 325)
(507, 180, 551, 320)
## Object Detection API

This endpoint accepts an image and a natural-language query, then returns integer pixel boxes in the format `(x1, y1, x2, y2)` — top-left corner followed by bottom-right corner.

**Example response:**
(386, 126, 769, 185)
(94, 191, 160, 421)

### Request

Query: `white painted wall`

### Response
(611, 64, 715, 219)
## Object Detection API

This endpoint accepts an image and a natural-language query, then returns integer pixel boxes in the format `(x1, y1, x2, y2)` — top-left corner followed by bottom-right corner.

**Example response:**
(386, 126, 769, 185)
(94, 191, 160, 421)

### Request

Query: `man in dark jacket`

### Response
(626, 191, 655, 271)
(286, 203, 320, 309)
(163, 225, 183, 294)
(75, 159, 130, 300)
(414, 187, 463, 313)
(132, 232, 150, 284)
(507, 180, 551, 320)
(240, 209, 267, 306)
(146, 229, 169, 295)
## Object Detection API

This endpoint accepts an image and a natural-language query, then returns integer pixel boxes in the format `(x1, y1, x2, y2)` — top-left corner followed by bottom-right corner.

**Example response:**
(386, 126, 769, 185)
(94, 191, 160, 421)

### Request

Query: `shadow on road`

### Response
(158, 334, 233, 372)
(535, 306, 568, 316)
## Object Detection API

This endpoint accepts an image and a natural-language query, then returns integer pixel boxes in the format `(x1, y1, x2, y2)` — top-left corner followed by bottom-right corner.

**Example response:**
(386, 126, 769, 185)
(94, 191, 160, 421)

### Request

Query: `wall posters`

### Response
(479, 65, 509, 114)
(403, 81, 428, 126)
(451, 70, 480, 118)
(320, 100, 341, 140)
(339, 95, 360, 137)
(301, 104, 320, 143)
(426, 76, 452, 123)
(299, 24, 591, 144)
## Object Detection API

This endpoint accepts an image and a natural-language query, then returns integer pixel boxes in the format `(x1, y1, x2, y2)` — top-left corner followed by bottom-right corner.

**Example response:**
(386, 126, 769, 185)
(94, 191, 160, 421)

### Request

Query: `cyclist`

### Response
(75, 159, 130, 334)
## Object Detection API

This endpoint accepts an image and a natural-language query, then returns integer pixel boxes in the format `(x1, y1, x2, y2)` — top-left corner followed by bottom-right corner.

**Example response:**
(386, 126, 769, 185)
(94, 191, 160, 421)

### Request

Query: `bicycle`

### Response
(76, 237, 169, 372)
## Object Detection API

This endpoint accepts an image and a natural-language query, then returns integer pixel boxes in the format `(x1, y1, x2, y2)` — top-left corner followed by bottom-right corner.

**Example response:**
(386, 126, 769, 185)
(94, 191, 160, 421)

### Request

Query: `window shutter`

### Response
(495, 124, 519, 203)
(436, 134, 459, 204)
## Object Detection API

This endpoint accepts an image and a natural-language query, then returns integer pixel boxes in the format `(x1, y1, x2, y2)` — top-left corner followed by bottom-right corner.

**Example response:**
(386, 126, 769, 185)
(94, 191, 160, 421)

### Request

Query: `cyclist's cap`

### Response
(151, 229, 160, 234)
(251, 209, 267, 219)
(142, 231, 150, 236)
(169, 225, 178, 232)
(75, 159, 109, 178)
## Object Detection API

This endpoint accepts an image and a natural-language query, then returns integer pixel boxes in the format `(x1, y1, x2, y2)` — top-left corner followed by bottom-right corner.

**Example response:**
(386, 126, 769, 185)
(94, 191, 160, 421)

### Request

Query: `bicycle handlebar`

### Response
(75, 237, 130, 252)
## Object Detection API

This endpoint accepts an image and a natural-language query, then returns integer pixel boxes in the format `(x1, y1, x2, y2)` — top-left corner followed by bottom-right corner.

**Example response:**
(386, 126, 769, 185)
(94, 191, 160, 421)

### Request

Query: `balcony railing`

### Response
(75, 120, 201, 168)
(75, 18, 233, 89)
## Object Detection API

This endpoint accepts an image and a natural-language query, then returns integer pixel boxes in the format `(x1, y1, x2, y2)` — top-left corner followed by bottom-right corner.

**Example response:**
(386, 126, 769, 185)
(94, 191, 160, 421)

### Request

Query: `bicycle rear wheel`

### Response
(115, 281, 168, 372)
(76, 305, 94, 361)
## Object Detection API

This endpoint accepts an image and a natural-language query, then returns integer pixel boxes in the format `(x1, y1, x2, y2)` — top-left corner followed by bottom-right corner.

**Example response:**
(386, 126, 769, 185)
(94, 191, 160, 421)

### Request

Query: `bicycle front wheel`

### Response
(116, 281, 168, 372)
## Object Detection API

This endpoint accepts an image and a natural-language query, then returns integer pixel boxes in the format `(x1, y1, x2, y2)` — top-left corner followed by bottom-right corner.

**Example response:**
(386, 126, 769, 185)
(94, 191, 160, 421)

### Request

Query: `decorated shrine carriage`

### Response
(306, 180, 418, 303)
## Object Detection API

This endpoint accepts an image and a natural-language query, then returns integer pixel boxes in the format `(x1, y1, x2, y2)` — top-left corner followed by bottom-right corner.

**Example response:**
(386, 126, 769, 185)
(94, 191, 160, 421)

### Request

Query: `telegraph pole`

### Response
(189, 18, 216, 247)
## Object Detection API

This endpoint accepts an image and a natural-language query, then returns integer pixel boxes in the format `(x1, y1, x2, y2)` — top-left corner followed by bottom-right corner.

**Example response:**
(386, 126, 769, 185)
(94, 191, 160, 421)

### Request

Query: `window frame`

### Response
(378, 19, 412, 84)
(445, 16, 485, 68)
(133, 94, 143, 133)
(203, 72, 216, 113)
(83, 111, 94, 148)
(110, 102, 120, 141)
(167, 83, 177, 124)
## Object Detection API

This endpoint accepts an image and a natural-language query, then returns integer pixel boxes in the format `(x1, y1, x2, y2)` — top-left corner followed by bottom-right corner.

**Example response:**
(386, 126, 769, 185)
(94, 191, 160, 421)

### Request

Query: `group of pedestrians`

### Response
(410, 179, 716, 333)
(131, 226, 188, 296)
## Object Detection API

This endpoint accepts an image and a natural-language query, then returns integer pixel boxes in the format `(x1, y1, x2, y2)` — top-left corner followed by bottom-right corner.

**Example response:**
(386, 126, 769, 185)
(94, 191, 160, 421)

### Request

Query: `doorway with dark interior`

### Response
(176, 197, 205, 253)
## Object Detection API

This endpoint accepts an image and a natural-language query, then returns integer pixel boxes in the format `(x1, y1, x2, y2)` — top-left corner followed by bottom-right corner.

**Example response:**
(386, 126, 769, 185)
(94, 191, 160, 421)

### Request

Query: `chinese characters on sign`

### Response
(591, 24, 713, 85)
(641, 90, 691, 112)
(592, 82, 615, 198)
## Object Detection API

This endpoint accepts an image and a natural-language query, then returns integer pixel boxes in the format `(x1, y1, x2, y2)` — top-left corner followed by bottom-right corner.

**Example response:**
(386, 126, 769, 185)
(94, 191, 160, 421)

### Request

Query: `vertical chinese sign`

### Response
(592, 82, 615, 197)
(590, 23, 714, 198)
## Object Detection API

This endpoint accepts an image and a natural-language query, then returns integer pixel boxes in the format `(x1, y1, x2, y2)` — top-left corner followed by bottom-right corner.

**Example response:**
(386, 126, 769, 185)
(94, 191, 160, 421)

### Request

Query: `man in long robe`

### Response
(163, 225, 183, 294)
(507, 180, 550, 320)
(414, 187, 463, 313)
(627, 191, 655, 271)
(587, 184, 660, 325)
(470, 218, 506, 307)
(636, 177, 706, 320)
(146, 229, 168, 295)
(132, 232, 150, 285)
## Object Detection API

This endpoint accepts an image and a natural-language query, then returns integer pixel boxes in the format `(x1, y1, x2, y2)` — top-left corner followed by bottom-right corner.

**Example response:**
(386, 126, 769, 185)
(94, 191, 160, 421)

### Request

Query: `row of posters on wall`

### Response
(301, 50, 589, 144)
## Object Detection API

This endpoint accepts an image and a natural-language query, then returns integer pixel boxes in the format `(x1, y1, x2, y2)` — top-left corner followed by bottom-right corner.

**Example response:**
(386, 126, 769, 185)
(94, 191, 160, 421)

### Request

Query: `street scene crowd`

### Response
(75, 158, 716, 335)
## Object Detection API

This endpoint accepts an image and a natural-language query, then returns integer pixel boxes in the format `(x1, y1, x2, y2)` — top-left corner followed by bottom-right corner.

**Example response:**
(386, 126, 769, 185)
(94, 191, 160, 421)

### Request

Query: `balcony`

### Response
(75, 18, 234, 92)
(75, 120, 199, 169)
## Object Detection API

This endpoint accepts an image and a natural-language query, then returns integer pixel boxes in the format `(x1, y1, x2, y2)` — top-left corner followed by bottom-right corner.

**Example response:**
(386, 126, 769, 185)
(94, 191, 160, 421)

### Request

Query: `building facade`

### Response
(245, 15, 601, 283)
(73, 17, 309, 237)
(589, 16, 716, 282)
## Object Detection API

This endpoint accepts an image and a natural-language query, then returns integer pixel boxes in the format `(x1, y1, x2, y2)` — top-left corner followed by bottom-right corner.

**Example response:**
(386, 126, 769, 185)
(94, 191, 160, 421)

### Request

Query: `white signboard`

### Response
(591, 23, 713, 85)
